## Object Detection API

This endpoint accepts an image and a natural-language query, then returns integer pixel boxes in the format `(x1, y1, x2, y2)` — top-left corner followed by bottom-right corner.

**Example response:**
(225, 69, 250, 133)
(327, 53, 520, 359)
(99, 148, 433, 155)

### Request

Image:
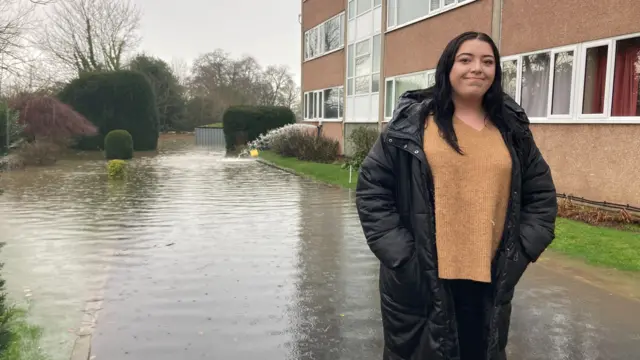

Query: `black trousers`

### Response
(448, 279, 490, 360)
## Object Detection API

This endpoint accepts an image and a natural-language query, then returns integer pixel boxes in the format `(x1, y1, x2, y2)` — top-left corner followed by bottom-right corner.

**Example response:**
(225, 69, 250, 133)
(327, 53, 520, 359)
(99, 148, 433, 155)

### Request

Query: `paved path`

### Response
(86, 155, 639, 359)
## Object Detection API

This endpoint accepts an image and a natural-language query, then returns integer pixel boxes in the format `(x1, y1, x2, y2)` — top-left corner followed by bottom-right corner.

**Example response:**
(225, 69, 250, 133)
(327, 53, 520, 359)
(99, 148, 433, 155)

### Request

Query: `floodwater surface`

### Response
(0, 140, 638, 360)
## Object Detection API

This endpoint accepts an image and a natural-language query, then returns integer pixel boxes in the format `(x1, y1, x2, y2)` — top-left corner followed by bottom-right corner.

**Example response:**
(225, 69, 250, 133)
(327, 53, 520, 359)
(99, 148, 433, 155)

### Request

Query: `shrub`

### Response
(9, 95, 97, 145)
(15, 140, 63, 166)
(57, 70, 159, 151)
(222, 106, 296, 151)
(346, 126, 378, 169)
(246, 123, 317, 152)
(104, 130, 133, 160)
(271, 128, 339, 163)
(0, 104, 25, 154)
(107, 159, 127, 179)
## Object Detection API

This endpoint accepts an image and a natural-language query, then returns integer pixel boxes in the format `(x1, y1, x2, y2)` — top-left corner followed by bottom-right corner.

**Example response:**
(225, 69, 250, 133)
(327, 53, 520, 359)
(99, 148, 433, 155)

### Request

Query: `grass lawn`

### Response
(259, 150, 357, 189)
(259, 150, 640, 272)
(552, 217, 640, 272)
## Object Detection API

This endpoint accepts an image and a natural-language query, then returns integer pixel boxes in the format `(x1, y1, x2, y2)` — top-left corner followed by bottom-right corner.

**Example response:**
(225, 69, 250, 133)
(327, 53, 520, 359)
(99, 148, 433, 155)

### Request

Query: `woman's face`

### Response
(449, 39, 496, 100)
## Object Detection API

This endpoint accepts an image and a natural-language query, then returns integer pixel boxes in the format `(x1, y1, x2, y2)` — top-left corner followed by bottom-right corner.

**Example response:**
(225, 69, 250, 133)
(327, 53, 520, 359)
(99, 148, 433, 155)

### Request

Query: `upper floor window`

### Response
(304, 13, 345, 61)
(387, 0, 473, 31)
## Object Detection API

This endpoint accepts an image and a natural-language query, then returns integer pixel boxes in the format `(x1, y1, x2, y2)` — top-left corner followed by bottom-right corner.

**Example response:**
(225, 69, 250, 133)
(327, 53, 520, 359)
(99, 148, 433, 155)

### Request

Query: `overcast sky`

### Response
(133, 0, 302, 83)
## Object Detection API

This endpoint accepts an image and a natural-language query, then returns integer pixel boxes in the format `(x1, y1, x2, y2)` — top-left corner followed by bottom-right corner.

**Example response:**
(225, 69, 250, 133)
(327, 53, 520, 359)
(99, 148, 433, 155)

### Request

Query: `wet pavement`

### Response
(0, 139, 638, 360)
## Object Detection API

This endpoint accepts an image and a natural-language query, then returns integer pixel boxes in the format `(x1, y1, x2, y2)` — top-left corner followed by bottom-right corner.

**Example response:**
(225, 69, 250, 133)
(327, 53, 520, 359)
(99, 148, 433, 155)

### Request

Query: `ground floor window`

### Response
(384, 70, 435, 119)
(500, 32, 640, 123)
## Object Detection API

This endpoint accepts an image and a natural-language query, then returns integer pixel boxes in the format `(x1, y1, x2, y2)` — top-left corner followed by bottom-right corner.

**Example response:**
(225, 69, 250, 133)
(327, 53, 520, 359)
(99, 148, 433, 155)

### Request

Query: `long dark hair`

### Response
(425, 31, 507, 154)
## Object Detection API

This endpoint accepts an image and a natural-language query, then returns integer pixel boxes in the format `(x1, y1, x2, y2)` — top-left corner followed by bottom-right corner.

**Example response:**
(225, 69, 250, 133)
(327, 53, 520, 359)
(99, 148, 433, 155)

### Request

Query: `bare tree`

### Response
(37, 0, 141, 75)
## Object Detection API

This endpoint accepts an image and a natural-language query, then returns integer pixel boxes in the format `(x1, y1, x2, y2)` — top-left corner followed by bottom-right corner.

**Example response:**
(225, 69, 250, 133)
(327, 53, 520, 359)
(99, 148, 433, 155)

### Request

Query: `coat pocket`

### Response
(380, 253, 426, 314)
(504, 242, 530, 292)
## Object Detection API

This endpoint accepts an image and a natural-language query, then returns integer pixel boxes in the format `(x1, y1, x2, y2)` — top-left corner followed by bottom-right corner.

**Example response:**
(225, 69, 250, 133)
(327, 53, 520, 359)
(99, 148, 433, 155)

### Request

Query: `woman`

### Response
(355, 31, 557, 360)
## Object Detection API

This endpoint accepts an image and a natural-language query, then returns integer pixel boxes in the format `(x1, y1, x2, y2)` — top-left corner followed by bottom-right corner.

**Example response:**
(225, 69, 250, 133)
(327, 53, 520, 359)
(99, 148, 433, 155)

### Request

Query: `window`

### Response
(304, 13, 345, 61)
(387, 0, 477, 31)
(498, 32, 640, 123)
(384, 70, 435, 118)
(303, 87, 344, 121)
(581, 45, 608, 115)
(611, 36, 640, 117)
(551, 51, 574, 115)
(521, 53, 551, 118)
(501, 59, 518, 100)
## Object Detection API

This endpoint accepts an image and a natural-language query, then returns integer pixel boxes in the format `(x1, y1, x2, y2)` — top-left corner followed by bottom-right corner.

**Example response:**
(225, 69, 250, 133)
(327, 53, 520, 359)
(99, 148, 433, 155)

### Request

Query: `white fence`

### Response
(195, 127, 226, 147)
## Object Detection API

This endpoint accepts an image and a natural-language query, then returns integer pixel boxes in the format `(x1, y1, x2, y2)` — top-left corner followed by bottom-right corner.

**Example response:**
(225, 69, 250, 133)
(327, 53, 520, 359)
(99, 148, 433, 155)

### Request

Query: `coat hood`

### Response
(386, 89, 531, 139)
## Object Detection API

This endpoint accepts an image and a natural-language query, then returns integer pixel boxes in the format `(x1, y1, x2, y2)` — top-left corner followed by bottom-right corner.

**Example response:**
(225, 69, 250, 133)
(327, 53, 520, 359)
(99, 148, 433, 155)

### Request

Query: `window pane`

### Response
(501, 60, 517, 100)
(445, 0, 456, 5)
(372, 73, 380, 93)
(398, 0, 429, 26)
(348, 0, 356, 19)
(427, 73, 435, 87)
(551, 51, 574, 115)
(311, 92, 316, 118)
(347, 44, 355, 77)
(355, 75, 370, 94)
(304, 33, 310, 60)
(356, 55, 371, 76)
(347, 78, 354, 96)
(324, 17, 342, 52)
(582, 45, 608, 114)
(304, 93, 308, 118)
(430, 0, 440, 12)
(308, 28, 319, 58)
(387, 0, 396, 27)
(373, 35, 381, 72)
(338, 87, 344, 117)
(385, 80, 394, 117)
(374, 0, 382, 6)
(356, 39, 370, 56)
(357, 0, 371, 15)
(395, 73, 428, 101)
(521, 53, 551, 117)
(323, 88, 340, 119)
(612, 37, 640, 116)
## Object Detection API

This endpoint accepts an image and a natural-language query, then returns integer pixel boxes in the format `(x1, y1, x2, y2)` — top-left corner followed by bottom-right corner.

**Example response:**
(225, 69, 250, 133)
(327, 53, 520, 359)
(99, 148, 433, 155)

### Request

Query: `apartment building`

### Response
(300, 0, 640, 206)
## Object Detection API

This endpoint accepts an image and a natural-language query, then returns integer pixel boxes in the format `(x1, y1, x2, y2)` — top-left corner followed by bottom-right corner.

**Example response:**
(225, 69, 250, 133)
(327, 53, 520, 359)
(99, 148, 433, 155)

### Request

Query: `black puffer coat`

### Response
(355, 90, 558, 360)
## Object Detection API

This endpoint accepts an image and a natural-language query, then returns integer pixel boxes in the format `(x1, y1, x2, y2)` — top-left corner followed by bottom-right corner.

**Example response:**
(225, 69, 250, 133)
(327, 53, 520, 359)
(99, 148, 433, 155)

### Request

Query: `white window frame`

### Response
(302, 86, 345, 122)
(502, 32, 640, 124)
(386, 0, 478, 33)
(383, 69, 436, 121)
(304, 12, 346, 62)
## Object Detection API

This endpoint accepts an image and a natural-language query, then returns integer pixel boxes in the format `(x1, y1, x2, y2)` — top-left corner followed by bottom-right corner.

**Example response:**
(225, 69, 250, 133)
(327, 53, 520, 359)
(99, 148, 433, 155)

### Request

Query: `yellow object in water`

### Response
(250, 149, 259, 157)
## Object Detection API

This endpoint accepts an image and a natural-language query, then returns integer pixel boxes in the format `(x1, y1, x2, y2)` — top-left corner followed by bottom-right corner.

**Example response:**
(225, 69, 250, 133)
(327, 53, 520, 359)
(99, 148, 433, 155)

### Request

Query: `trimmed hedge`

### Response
(104, 129, 133, 160)
(222, 106, 295, 151)
(57, 70, 159, 151)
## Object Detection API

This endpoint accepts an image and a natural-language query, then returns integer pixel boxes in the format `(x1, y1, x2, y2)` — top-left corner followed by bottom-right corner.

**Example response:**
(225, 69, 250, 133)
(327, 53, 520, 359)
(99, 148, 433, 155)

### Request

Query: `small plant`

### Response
(344, 126, 378, 169)
(107, 159, 127, 179)
(104, 130, 134, 160)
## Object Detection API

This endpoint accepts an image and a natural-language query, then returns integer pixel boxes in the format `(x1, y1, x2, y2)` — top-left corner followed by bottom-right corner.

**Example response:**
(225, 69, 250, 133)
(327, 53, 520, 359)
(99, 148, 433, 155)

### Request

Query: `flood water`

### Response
(1, 138, 639, 360)
(0, 139, 382, 360)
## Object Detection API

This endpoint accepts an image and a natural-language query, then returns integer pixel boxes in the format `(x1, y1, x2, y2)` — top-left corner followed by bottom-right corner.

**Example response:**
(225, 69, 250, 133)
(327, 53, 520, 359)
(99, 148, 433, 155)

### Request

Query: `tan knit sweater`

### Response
(423, 115, 512, 283)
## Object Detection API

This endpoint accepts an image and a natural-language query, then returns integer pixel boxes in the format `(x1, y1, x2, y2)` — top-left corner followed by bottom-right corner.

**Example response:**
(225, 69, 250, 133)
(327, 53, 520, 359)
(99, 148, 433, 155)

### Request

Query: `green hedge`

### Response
(57, 70, 159, 151)
(222, 106, 295, 151)
(104, 129, 133, 160)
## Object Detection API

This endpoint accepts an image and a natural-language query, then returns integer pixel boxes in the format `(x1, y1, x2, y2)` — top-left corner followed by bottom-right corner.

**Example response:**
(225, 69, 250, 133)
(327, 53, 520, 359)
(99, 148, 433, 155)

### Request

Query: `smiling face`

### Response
(449, 39, 496, 100)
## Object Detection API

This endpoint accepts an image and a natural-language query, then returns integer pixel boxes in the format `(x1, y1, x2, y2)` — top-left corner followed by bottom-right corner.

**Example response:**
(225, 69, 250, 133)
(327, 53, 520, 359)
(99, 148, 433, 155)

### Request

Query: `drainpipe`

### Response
(491, 0, 503, 50)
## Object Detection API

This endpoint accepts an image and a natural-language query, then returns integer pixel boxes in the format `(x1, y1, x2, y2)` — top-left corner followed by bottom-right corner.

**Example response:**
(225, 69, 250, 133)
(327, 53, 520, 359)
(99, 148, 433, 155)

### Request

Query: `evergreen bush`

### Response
(104, 130, 133, 160)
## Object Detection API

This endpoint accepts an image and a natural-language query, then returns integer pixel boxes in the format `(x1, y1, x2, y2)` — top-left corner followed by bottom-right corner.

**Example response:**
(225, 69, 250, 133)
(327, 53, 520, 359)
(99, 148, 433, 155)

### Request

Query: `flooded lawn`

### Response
(1, 136, 638, 359)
